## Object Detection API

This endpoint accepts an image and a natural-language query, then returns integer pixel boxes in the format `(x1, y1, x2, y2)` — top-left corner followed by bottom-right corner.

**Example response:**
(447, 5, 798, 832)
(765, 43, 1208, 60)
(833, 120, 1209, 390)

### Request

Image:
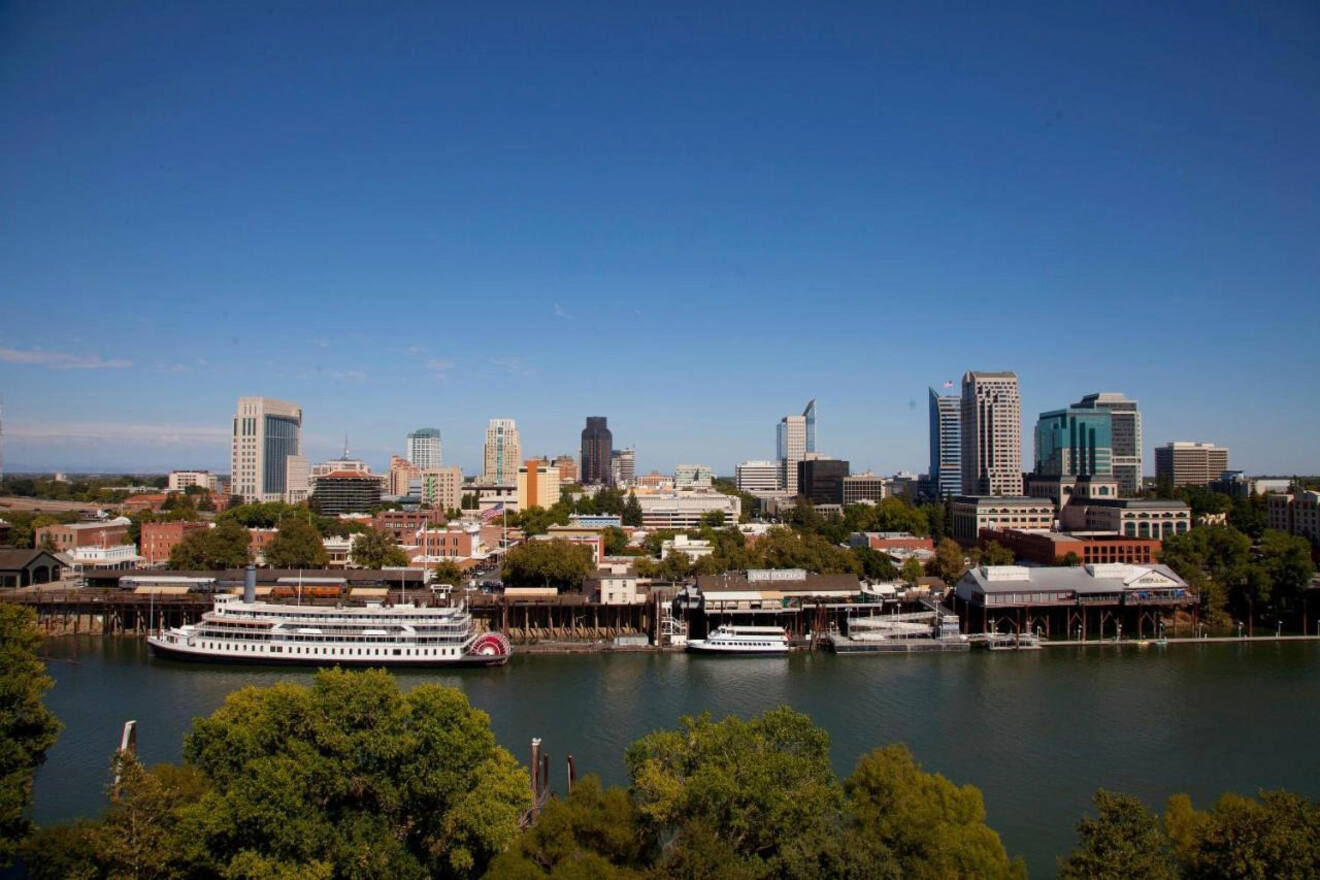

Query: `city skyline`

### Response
(2, 3, 1317, 475)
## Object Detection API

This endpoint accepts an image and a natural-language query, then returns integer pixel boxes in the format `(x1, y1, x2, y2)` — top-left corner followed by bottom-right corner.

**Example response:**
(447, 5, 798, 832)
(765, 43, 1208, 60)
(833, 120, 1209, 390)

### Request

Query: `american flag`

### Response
(481, 503, 505, 522)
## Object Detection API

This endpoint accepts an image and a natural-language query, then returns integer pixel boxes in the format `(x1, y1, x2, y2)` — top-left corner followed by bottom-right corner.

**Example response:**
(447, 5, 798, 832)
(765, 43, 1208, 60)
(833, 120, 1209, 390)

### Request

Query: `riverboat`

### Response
(686, 624, 791, 654)
(822, 611, 970, 654)
(147, 593, 511, 666)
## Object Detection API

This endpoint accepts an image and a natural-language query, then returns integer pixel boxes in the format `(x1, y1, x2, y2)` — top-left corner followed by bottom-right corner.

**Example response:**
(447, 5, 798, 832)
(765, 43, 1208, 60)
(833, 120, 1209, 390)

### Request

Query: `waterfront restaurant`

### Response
(952, 563, 1195, 640)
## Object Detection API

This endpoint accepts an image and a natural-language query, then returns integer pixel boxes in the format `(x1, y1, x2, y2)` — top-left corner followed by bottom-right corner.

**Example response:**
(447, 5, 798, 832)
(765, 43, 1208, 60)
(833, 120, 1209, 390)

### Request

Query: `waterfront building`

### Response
(1267, 491, 1320, 544)
(141, 520, 210, 565)
(736, 460, 781, 493)
(949, 496, 1054, 543)
(1073, 393, 1142, 496)
(953, 563, 1193, 637)
(418, 466, 463, 513)
(979, 528, 1161, 566)
(69, 543, 142, 571)
(406, 428, 443, 469)
(776, 400, 815, 495)
(1154, 442, 1229, 488)
(587, 570, 645, 605)
(230, 397, 302, 503)
(517, 459, 561, 511)
(552, 454, 579, 484)
(660, 534, 714, 562)
(1059, 498, 1191, 539)
(842, 472, 887, 505)
(35, 517, 131, 552)
(674, 464, 714, 490)
(579, 416, 613, 485)
(0, 549, 64, 588)
(311, 471, 382, 515)
(798, 458, 850, 505)
(960, 372, 1023, 496)
(694, 569, 861, 612)
(636, 491, 740, 530)
(167, 470, 218, 492)
(482, 419, 521, 485)
(928, 388, 962, 498)
(610, 447, 636, 487)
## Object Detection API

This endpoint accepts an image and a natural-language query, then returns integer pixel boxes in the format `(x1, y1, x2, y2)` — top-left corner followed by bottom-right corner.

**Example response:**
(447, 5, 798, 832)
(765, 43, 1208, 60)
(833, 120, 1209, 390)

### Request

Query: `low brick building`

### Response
(140, 520, 211, 565)
(35, 517, 131, 552)
(373, 509, 446, 543)
(979, 528, 1162, 566)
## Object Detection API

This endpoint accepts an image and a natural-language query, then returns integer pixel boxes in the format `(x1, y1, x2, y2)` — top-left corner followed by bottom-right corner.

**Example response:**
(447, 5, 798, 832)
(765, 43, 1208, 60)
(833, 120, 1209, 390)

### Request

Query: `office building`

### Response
(674, 464, 714, 490)
(406, 428, 443, 469)
(552, 454, 579, 484)
(311, 471, 382, 515)
(517, 459, 561, 511)
(418, 467, 463, 513)
(386, 455, 420, 497)
(960, 372, 1022, 497)
(636, 492, 741, 530)
(580, 417, 613, 485)
(230, 397, 302, 503)
(798, 458, 849, 505)
(1035, 408, 1113, 478)
(842, 473, 887, 505)
(482, 419, 521, 485)
(1212, 472, 1291, 499)
(777, 399, 815, 495)
(167, 470, 218, 492)
(736, 460, 781, 493)
(1154, 442, 1229, 489)
(1059, 498, 1191, 538)
(949, 496, 1054, 543)
(1268, 491, 1320, 544)
(610, 447, 636, 487)
(1074, 393, 1142, 496)
(928, 389, 962, 498)
(284, 455, 310, 504)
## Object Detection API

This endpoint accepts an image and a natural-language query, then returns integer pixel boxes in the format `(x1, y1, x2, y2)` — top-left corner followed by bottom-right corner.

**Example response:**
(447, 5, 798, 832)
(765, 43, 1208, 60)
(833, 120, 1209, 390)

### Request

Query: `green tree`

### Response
(501, 540, 595, 590)
(846, 744, 1025, 880)
(900, 556, 924, 584)
(931, 538, 967, 585)
(264, 517, 329, 568)
(484, 775, 650, 879)
(184, 669, 531, 879)
(853, 546, 899, 581)
(752, 527, 860, 575)
(700, 510, 726, 528)
(1058, 790, 1176, 880)
(350, 528, 410, 569)
(515, 504, 571, 537)
(1160, 526, 1252, 626)
(626, 707, 848, 879)
(981, 541, 1015, 566)
(169, 519, 252, 570)
(1166, 790, 1320, 880)
(1062, 551, 1082, 567)
(1257, 529, 1315, 611)
(655, 550, 693, 582)
(0, 605, 62, 866)
(622, 492, 643, 527)
(431, 560, 466, 586)
(602, 525, 629, 556)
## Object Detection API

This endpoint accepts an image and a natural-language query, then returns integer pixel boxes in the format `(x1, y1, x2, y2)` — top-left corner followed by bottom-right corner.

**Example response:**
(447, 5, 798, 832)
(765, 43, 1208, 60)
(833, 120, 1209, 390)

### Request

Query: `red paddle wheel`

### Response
(468, 632, 511, 659)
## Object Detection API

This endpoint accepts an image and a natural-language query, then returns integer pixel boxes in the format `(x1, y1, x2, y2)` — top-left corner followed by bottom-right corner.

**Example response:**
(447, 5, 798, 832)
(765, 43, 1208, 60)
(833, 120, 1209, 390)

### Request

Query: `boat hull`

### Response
(824, 637, 970, 654)
(686, 642, 790, 655)
(147, 638, 509, 667)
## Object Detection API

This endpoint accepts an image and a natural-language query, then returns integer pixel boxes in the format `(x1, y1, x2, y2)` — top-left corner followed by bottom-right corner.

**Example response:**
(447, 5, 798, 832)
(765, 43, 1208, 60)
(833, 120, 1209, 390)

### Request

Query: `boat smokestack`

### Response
(244, 565, 256, 603)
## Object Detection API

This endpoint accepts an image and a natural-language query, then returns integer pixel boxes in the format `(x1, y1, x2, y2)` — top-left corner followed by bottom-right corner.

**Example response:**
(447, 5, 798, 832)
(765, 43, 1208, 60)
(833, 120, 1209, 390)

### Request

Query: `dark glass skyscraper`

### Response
(580, 416, 613, 485)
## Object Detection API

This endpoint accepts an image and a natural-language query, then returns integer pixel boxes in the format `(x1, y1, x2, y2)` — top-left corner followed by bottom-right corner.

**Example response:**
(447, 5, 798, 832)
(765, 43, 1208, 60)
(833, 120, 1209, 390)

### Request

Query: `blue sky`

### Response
(2, 1, 1317, 476)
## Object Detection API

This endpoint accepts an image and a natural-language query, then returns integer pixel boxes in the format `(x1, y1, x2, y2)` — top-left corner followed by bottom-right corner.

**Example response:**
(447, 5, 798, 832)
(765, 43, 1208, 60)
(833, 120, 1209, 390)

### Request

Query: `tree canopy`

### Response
(349, 528, 410, 569)
(501, 539, 595, 590)
(168, 520, 252, 570)
(264, 517, 330, 568)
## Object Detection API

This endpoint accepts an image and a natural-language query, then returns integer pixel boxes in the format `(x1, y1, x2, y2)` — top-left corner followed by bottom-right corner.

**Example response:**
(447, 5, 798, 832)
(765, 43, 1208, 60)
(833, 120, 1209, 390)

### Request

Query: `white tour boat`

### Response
(686, 624, 791, 654)
(148, 592, 511, 666)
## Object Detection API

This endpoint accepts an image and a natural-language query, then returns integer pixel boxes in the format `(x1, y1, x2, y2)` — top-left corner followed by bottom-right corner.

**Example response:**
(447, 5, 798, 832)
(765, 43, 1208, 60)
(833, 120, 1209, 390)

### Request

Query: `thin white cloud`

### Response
(6, 421, 230, 447)
(426, 359, 454, 379)
(406, 344, 425, 356)
(0, 347, 132, 370)
(489, 356, 533, 377)
(553, 303, 569, 318)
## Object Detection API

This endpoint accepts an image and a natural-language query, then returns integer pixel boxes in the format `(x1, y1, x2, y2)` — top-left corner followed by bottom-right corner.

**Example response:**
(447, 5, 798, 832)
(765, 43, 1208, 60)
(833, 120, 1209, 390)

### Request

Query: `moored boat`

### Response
(686, 624, 791, 654)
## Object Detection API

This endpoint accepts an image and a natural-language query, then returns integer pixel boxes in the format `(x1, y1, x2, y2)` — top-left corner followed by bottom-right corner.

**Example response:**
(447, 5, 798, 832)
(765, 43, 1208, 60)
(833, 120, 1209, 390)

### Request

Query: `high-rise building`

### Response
(517, 459, 561, 511)
(406, 428, 443, 469)
(736, 460, 782, 493)
(553, 454, 579, 484)
(842, 472, 886, 504)
(580, 417, 613, 485)
(1074, 393, 1142, 496)
(482, 419, 520, 485)
(928, 388, 962, 498)
(419, 466, 463, 512)
(284, 455, 310, 504)
(230, 397, 303, 503)
(1155, 442, 1229, 488)
(1034, 409, 1113, 477)
(311, 471, 382, 515)
(960, 372, 1023, 496)
(777, 401, 814, 496)
(610, 447, 636, 487)
(798, 458, 850, 505)
(387, 455, 420, 496)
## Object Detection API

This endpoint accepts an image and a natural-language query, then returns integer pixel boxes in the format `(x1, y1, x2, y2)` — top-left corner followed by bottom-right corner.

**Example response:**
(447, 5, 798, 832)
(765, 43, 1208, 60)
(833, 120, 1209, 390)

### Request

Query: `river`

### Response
(33, 638, 1320, 878)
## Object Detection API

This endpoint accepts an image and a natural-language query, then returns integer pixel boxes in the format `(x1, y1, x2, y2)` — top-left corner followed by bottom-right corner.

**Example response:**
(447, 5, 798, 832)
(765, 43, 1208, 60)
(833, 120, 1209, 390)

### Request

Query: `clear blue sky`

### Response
(2, 1, 1317, 476)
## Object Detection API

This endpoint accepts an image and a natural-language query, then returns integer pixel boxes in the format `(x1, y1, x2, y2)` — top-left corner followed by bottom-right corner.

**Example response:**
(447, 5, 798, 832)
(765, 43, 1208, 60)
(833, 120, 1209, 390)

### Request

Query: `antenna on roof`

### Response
(343, 434, 350, 458)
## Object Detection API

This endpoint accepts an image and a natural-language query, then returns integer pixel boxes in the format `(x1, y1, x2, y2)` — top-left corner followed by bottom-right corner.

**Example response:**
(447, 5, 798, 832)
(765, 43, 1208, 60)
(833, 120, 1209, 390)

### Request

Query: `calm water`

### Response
(34, 638, 1320, 878)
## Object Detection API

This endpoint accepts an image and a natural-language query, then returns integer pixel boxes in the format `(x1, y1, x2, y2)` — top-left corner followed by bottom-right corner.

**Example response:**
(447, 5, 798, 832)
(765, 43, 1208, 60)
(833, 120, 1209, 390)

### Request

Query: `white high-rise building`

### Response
(960, 372, 1023, 496)
(406, 428, 443, 469)
(778, 415, 806, 495)
(736, 460, 782, 493)
(482, 419, 521, 485)
(230, 397, 303, 503)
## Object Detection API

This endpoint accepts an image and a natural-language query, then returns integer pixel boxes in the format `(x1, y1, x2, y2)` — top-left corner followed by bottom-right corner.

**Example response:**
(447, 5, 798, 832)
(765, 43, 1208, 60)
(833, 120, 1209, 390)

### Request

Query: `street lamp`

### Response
(1116, 622, 1122, 643)
(1236, 621, 1244, 639)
